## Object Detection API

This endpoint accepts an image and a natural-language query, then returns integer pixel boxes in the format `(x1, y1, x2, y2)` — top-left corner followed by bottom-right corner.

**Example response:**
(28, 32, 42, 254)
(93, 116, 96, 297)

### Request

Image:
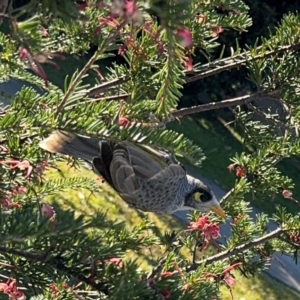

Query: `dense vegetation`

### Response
(0, 1, 299, 299)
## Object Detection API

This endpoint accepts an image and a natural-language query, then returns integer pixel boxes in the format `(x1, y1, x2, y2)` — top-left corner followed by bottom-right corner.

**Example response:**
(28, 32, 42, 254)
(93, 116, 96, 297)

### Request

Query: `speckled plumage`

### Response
(39, 130, 225, 217)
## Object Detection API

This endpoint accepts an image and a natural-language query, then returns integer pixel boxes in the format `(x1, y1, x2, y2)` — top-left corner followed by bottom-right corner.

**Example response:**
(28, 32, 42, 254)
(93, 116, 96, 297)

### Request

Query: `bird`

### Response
(39, 130, 225, 218)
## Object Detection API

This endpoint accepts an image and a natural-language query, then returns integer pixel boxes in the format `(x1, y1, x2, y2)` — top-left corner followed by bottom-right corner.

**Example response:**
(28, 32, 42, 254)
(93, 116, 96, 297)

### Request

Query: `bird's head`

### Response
(184, 178, 226, 219)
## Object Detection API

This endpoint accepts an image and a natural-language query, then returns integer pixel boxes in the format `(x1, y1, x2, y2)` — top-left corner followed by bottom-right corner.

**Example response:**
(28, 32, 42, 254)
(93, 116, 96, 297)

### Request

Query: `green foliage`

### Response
(0, 0, 299, 299)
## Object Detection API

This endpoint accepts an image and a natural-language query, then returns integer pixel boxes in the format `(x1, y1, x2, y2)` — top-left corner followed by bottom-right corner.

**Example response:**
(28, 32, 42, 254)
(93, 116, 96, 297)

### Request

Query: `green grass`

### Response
(220, 272, 300, 300)
(44, 162, 299, 300)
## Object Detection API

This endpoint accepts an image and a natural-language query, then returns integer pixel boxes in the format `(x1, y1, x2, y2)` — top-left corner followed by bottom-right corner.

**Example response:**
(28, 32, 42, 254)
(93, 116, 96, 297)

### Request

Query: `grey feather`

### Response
(39, 130, 224, 216)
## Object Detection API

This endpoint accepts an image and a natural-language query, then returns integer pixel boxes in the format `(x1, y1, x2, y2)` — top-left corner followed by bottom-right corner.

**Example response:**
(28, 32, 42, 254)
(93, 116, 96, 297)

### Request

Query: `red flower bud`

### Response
(118, 117, 130, 128)
(174, 27, 193, 47)
(41, 203, 55, 218)
(211, 26, 224, 37)
(19, 47, 29, 60)
(108, 257, 123, 268)
(159, 289, 171, 300)
(235, 166, 245, 178)
(282, 189, 293, 199)
(183, 56, 193, 71)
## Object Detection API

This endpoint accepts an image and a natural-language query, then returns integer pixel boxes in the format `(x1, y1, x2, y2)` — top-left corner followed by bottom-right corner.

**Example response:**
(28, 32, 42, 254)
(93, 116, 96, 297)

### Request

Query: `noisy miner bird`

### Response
(39, 131, 225, 218)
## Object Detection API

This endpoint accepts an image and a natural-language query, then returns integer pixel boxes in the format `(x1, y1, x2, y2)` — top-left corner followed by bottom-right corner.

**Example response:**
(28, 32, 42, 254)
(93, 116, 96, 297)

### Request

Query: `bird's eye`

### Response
(200, 193, 210, 202)
(193, 192, 202, 202)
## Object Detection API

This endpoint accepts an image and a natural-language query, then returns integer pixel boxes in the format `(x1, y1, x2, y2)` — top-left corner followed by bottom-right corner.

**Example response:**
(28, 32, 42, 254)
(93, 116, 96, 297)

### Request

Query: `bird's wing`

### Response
(105, 142, 186, 195)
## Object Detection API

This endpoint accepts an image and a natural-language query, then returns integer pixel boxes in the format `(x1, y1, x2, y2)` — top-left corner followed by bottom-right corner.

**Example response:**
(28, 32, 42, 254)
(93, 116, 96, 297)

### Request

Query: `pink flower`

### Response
(188, 216, 221, 249)
(111, 0, 142, 23)
(0, 159, 33, 179)
(49, 283, 59, 298)
(183, 56, 193, 71)
(235, 166, 245, 178)
(0, 278, 26, 300)
(41, 203, 55, 218)
(282, 189, 293, 199)
(174, 27, 193, 47)
(12, 186, 27, 196)
(221, 262, 243, 287)
(118, 117, 130, 128)
(19, 47, 65, 87)
(202, 223, 221, 241)
(188, 216, 209, 231)
(108, 257, 123, 268)
(118, 44, 127, 56)
(211, 26, 223, 37)
(0, 145, 9, 153)
(0, 198, 21, 209)
(290, 233, 300, 245)
(223, 272, 236, 286)
(159, 271, 173, 278)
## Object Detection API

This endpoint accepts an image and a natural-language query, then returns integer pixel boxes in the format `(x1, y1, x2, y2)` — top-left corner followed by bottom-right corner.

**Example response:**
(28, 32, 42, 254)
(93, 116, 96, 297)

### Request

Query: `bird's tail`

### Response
(39, 130, 100, 162)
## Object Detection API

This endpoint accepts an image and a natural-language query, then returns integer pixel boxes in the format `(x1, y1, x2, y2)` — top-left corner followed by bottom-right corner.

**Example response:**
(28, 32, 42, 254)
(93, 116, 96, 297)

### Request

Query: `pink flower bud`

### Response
(41, 203, 55, 218)
(19, 47, 28, 60)
(108, 257, 123, 268)
(174, 27, 193, 47)
(282, 189, 293, 199)
(183, 56, 193, 71)
(118, 117, 130, 128)
(211, 26, 224, 37)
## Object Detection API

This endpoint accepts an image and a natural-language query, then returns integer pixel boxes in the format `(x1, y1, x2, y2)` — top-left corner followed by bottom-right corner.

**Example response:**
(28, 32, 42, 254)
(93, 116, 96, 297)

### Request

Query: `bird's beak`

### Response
(208, 202, 226, 219)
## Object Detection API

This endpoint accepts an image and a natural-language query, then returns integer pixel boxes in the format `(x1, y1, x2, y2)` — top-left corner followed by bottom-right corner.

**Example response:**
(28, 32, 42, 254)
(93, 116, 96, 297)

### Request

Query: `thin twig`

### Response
(55, 20, 127, 117)
(0, 7, 9, 24)
(0, 245, 109, 294)
(65, 94, 129, 109)
(172, 90, 274, 118)
(185, 227, 283, 272)
(186, 43, 300, 83)
(246, 103, 289, 131)
(85, 76, 129, 97)
(220, 188, 234, 204)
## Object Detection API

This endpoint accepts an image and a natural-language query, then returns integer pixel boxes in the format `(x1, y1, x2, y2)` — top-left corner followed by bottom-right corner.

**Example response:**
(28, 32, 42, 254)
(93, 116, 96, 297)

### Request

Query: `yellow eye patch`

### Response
(193, 192, 202, 202)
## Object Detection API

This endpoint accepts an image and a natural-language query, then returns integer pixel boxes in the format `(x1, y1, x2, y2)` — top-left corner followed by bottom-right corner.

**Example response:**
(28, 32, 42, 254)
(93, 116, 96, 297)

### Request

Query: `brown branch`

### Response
(85, 76, 129, 97)
(172, 90, 274, 118)
(0, 245, 109, 294)
(186, 43, 300, 83)
(185, 227, 283, 272)
(0, 1, 9, 25)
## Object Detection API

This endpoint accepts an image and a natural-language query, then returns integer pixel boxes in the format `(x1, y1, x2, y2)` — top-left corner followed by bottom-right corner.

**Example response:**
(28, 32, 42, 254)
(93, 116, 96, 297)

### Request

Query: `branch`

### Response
(0, 245, 109, 294)
(186, 227, 283, 272)
(172, 90, 276, 118)
(65, 94, 129, 109)
(85, 76, 129, 97)
(186, 43, 300, 83)
(55, 20, 127, 117)
(0, 2, 9, 25)
(220, 188, 234, 204)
